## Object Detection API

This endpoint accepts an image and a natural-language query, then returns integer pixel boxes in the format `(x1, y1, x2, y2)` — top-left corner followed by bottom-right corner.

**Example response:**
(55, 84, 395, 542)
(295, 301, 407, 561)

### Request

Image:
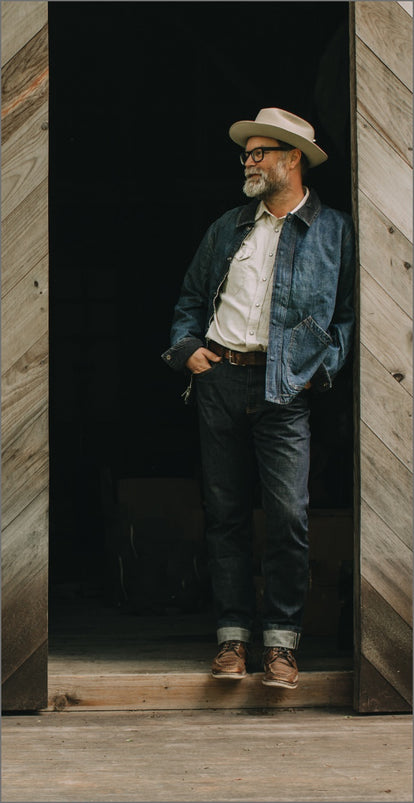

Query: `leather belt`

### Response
(208, 339, 267, 366)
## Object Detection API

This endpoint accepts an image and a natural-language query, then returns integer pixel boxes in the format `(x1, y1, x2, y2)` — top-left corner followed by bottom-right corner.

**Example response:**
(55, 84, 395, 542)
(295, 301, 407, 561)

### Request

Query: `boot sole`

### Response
(262, 677, 298, 689)
(211, 671, 247, 680)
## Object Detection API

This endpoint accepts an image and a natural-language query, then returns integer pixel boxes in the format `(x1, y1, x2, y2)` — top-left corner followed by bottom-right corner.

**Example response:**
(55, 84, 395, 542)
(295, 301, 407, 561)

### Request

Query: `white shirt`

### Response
(206, 188, 310, 352)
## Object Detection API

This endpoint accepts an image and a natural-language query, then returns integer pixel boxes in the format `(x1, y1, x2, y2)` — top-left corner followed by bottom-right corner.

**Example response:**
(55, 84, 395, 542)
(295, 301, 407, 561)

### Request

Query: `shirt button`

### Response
(262, 277, 267, 282)
(269, 253, 273, 257)
(255, 303, 260, 307)
(249, 330, 254, 335)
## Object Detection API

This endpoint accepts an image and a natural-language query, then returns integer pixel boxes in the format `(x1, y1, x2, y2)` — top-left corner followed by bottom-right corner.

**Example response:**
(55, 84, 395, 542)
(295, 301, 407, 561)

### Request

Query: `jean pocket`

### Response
(287, 317, 332, 390)
(194, 361, 222, 380)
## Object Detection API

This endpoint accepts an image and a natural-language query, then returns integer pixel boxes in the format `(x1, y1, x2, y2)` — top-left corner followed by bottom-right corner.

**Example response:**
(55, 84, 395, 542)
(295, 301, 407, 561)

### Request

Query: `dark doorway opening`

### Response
(48, 1, 353, 676)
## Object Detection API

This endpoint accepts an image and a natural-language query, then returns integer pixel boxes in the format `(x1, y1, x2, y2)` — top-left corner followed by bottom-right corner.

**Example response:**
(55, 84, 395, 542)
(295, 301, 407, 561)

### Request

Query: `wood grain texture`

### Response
(3, 709, 412, 803)
(360, 578, 412, 706)
(2, 489, 48, 686)
(356, 112, 413, 242)
(1, 23, 48, 144)
(360, 267, 412, 394)
(358, 191, 412, 318)
(1, 1, 47, 67)
(361, 499, 412, 626)
(1, 178, 48, 298)
(1, 0, 49, 712)
(360, 421, 412, 549)
(46, 670, 353, 712)
(360, 344, 412, 469)
(357, 654, 412, 713)
(355, 1, 413, 91)
(1, 333, 48, 448)
(355, 36, 412, 165)
(1, 409, 48, 530)
(1, 99, 49, 220)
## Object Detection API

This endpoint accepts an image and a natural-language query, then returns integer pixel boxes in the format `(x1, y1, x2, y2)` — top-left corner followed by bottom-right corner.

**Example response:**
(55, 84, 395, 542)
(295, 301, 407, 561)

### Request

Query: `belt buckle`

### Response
(227, 349, 238, 366)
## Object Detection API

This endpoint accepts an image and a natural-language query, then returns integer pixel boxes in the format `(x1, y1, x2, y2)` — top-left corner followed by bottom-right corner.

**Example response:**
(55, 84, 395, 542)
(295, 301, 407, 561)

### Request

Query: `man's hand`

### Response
(186, 347, 222, 374)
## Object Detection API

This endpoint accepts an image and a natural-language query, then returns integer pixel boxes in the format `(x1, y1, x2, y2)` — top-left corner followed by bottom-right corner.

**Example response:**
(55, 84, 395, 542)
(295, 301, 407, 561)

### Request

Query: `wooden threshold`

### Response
(46, 669, 353, 711)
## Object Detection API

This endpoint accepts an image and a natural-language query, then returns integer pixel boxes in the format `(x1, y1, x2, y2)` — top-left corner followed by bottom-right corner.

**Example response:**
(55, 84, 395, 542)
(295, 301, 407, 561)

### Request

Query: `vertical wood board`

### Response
(352, 0, 413, 713)
(1, 2, 49, 711)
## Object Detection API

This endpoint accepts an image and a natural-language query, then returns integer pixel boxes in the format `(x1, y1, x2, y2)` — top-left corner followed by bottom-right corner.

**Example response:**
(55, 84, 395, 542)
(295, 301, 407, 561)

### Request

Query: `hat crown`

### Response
(254, 108, 315, 143)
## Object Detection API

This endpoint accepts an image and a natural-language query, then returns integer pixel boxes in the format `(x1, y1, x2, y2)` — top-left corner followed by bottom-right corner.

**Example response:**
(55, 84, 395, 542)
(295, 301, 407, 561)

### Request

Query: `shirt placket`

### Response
(245, 217, 282, 348)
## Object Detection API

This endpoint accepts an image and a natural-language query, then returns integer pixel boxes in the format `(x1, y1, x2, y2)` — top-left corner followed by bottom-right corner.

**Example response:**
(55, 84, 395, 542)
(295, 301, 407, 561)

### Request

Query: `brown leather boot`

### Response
(262, 646, 298, 688)
(211, 641, 247, 679)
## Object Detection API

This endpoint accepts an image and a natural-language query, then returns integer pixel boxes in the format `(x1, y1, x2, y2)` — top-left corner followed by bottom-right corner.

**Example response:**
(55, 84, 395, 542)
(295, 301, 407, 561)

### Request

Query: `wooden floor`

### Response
(47, 595, 353, 710)
(2, 708, 412, 802)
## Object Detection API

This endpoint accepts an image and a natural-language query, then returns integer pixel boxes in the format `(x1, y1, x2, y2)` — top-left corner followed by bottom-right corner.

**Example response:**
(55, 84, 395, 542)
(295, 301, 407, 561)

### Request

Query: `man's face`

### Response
(242, 136, 291, 199)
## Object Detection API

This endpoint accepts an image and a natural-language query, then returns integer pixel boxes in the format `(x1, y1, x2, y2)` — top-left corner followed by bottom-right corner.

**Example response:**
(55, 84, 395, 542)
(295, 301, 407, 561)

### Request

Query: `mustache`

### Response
(244, 167, 265, 178)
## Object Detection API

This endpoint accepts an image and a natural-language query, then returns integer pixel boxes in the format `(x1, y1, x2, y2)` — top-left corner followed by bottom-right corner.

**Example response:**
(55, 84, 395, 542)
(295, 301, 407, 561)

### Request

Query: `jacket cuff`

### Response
(161, 336, 204, 371)
(311, 362, 332, 393)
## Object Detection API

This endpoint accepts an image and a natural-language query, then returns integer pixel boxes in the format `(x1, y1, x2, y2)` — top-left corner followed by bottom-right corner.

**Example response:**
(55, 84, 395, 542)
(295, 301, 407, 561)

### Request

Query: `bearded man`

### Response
(162, 108, 355, 689)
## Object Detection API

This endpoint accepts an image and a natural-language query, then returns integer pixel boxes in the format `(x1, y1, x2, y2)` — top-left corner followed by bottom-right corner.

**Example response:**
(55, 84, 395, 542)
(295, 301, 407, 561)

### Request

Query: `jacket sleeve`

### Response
(311, 216, 356, 392)
(161, 221, 217, 372)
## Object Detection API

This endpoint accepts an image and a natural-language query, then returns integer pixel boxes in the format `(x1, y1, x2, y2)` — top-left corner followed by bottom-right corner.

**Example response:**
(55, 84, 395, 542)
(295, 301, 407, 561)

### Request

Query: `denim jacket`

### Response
(162, 189, 355, 405)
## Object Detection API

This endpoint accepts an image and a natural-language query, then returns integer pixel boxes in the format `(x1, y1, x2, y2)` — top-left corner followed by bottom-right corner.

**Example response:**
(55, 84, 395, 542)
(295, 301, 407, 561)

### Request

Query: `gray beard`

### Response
(243, 165, 289, 199)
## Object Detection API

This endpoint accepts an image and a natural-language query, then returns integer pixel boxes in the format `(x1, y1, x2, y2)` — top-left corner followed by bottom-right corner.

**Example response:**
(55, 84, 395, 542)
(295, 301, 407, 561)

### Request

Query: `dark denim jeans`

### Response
(195, 359, 311, 649)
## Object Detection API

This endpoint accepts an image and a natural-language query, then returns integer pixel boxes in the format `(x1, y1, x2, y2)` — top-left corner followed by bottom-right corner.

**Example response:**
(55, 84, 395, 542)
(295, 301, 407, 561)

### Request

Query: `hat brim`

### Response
(229, 121, 328, 168)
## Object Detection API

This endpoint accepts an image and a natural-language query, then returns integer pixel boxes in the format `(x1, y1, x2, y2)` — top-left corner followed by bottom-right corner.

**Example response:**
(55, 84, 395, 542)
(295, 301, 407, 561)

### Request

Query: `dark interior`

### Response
(48, 1, 353, 657)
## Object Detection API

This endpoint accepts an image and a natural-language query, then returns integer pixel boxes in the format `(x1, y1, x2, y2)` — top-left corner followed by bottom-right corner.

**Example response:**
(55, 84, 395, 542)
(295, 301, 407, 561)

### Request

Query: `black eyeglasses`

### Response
(239, 146, 291, 165)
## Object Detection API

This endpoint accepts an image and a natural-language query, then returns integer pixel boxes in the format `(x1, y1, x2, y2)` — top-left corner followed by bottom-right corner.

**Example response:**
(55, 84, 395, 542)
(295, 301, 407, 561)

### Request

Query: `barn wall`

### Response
(351, 0, 413, 712)
(1, 0, 49, 710)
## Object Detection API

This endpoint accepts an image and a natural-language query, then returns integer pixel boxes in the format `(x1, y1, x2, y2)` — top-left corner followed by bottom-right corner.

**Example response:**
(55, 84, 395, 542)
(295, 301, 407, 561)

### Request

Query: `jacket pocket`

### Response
(287, 316, 332, 390)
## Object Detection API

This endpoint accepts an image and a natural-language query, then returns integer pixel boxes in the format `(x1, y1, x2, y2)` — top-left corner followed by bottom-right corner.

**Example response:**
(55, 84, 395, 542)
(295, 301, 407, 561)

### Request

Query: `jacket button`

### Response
(166, 355, 172, 360)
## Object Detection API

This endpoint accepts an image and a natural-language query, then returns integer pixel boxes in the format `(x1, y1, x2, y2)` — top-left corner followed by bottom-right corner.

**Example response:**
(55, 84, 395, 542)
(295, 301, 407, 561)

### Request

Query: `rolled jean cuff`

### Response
(217, 627, 251, 644)
(263, 629, 301, 649)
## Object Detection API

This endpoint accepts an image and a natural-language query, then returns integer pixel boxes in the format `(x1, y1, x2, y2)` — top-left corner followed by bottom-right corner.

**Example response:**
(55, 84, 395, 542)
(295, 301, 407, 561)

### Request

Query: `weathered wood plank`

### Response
(2, 709, 412, 803)
(1, 256, 48, 374)
(355, 1, 413, 91)
(356, 112, 413, 242)
(360, 267, 412, 394)
(1, 641, 48, 711)
(1, 23, 49, 144)
(360, 344, 412, 470)
(1, 99, 49, 220)
(355, 36, 412, 165)
(1, 333, 48, 449)
(1, 178, 48, 298)
(358, 191, 412, 318)
(360, 578, 412, 706)
(2, 488, 48, 684)
(1, 1, 47, 67)
(1, 409, 48, 530)
(47, 669, 353, 712)
(360, 421, 412, 549)
(357, 654, 412, 713)
(361, 499, 412, 626)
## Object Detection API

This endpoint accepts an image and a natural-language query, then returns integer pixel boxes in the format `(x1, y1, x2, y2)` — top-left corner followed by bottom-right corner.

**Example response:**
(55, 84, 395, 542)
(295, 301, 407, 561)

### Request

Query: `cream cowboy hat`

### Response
(229, 107, 328, 168)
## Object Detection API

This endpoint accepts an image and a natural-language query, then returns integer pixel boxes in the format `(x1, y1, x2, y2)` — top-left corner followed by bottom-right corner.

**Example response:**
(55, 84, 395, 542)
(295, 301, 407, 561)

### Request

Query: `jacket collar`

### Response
(236, 188, 321, 229)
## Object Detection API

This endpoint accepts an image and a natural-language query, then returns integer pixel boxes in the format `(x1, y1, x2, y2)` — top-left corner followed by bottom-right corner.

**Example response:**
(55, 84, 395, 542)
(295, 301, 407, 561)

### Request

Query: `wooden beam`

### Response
(46, 670, 353, 711)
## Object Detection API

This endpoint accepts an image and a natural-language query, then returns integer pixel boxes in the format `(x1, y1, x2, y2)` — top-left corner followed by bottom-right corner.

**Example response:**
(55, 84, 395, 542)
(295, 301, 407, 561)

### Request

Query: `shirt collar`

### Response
(255, 186, 310, 222)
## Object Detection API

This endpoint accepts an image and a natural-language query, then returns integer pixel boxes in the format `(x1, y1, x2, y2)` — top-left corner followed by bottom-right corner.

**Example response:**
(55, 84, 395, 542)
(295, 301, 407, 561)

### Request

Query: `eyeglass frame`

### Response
(239, 145, 293, 165)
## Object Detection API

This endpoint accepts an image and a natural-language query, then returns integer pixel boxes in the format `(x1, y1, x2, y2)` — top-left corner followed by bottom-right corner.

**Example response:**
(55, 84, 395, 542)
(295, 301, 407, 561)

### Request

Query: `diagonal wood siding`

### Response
(351, 1, 413, 712)
(1, 1, 49, 710)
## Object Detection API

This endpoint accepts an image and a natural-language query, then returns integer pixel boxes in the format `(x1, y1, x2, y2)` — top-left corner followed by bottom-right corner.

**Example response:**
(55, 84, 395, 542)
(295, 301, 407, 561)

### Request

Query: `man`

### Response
(162, 108, 355, 689)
